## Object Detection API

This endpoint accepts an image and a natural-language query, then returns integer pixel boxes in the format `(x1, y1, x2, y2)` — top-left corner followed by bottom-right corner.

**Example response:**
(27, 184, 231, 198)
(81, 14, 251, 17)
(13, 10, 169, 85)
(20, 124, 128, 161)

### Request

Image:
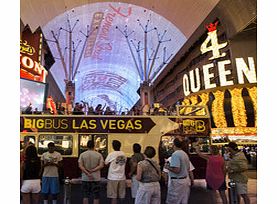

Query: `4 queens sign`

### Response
(182, 21, 257, 97)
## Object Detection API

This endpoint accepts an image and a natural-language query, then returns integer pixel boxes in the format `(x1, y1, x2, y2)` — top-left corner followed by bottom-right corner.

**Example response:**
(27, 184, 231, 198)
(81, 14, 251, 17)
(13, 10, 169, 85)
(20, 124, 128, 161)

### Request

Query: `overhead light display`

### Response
(42, 2, 186, 111)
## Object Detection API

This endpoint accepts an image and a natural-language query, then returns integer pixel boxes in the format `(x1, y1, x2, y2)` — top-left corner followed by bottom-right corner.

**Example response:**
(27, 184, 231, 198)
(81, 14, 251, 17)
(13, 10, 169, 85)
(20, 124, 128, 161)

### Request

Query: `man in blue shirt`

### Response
(164, 138, 191, 204)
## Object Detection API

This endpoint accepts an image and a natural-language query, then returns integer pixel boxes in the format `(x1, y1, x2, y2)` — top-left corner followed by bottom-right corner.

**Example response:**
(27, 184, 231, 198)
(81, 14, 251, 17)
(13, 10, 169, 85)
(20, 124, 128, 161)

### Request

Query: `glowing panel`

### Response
(42, 2, 186, 111)
(20, 79, 47, 112)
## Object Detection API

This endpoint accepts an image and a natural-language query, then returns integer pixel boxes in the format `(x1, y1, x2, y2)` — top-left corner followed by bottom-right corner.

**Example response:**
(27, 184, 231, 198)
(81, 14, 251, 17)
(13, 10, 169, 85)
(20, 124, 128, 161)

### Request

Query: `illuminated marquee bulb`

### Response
(211, 90, 227, 128)
(190, 95, 198, 105)
(247, 86, 257, 127)
(180, 99, 191, 115)
(198, 92, 209, 105)
(182, 99, 191, 106)
(230, 88, 247, 127)
(183, 95, 197, 114)
(38, 33, 43, 64)
(197, 93, 209, 115)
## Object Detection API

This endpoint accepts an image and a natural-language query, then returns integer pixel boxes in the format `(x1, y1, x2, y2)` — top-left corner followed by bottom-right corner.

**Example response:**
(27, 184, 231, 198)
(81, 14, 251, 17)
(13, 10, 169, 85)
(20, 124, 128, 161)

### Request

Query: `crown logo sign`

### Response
(206, 21, 218, 32)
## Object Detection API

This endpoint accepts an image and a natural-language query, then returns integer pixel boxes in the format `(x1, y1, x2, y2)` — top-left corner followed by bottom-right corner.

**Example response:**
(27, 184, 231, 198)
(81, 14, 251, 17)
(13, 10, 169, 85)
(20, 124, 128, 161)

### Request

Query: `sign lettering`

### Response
(20, 116, 154, 133)
(200, 21, 227, 60)
(20, 54, 48, 83)
(182, 21, 257, 97)
(20, 27, 48, 83)
(20, 40, 35, 56)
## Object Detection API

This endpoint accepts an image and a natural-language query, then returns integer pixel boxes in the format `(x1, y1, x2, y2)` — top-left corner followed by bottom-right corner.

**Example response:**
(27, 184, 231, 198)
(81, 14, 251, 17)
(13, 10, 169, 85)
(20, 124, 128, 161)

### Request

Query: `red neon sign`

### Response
(20, 53, 48, 83)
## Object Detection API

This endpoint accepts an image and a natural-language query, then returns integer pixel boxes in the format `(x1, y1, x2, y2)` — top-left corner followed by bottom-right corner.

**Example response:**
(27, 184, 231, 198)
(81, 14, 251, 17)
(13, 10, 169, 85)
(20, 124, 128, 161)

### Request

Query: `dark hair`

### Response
(210, 145, 219, 155)
(133, 143, 141, 153)
(48, 142, 55, 148)
(173, 138, 182, 148)
(180, 139, 189, 154)
(112, 140, 121, 151)
(25, 145, 39, 160)
(87, 140, 95, 149)
(144, 146, 156, 158)
(228, 142, 238, 151)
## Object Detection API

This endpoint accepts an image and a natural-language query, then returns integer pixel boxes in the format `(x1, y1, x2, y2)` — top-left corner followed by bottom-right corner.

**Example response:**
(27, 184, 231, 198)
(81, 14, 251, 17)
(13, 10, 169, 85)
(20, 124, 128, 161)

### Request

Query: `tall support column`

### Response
(65, 80, 75, 113)
(140, 82, 153, 114)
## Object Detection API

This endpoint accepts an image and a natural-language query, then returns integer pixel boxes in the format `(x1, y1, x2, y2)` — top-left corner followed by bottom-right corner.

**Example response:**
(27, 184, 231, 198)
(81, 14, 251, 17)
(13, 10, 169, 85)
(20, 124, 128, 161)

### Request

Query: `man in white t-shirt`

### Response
(41, 142, 63, 204)
(163, 156, 195, 186)
(164, 138, 191, 204)
(105, 140, 127, 204)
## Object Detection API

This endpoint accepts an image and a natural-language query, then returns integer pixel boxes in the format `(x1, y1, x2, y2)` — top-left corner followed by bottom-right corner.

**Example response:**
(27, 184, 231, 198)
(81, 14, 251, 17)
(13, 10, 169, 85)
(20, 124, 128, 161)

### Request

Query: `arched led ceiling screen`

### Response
(42, 2, 186, 112)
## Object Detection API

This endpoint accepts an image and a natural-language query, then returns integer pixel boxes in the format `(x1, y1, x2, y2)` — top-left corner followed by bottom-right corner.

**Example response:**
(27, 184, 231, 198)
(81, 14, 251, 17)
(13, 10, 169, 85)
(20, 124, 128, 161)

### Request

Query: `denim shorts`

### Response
(41, 177, 60, 195)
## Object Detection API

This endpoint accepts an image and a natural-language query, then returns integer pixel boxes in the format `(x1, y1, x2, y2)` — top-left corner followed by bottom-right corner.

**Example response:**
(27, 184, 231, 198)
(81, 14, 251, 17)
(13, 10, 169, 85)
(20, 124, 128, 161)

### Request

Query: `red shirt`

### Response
(206, 155, 225, 190)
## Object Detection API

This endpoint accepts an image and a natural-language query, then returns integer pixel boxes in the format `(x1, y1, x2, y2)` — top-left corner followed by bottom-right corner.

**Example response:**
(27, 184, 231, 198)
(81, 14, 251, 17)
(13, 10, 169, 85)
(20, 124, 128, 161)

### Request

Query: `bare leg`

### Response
(52, 194, 58, 204)
(241, 194, 250, 204)
(32, 193, 40, 204)
(237, 195, 241, 204)
(111, 198, 117, 204)
(210, 190, 217, 204)
(119, 198, 125, 204)
(43, 193, 49, 204)
(93, 198, 100, 204)
(22, 193, 30, 204)
(83, 198, 89, 204)
(219, 190, 228, 204)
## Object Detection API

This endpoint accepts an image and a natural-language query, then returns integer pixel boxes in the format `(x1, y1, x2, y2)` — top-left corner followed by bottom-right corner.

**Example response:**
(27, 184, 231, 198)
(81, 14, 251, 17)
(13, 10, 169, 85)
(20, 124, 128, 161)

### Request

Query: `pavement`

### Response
(22, 170, 257, 204)
(60, 170, 257, 204)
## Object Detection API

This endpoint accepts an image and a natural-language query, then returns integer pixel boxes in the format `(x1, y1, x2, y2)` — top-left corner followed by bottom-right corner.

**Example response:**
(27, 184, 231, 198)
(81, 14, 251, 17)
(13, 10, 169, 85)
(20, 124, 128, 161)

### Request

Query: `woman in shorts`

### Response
(20, 145, 41, 204)
(196, 145, 228, 204)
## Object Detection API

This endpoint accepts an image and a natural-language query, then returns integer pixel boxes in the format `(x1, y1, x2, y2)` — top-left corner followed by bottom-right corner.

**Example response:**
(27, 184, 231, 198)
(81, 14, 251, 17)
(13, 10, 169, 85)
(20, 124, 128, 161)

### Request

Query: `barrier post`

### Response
(63, 177, 71, 204)
(228, 180, 238, 204)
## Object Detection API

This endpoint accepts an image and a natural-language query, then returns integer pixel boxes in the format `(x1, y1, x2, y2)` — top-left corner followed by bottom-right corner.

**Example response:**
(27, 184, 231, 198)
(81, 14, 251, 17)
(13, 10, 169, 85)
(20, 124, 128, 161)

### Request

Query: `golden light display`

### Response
(211, 127, 257, 136)
(188, 95, 198, 114)
(180, 21, 257, 139)
(190, 95, 198, 105)
(38, 33, 43, 64)
(182, 99, 191, 105)
(197, 92, 209, 115)
(230, 88, 247, 127)
(180, 99, 191, 115)
(181, 84, 257, 137)
(247, 86, 257, 127)
(198, 92, 209, 106)
(211, 90, 227, 128)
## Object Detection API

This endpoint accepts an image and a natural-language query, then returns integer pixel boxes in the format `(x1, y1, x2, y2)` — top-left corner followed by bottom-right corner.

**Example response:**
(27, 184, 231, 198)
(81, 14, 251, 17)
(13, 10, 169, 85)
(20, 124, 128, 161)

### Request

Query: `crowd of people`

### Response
(20, 139, 251, 204)
(21, 102, 178, 116)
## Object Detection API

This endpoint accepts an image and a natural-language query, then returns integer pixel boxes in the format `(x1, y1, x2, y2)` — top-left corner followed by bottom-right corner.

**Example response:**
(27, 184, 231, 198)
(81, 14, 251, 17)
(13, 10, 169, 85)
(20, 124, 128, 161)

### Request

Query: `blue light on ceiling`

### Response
(42, 2, 186, 111)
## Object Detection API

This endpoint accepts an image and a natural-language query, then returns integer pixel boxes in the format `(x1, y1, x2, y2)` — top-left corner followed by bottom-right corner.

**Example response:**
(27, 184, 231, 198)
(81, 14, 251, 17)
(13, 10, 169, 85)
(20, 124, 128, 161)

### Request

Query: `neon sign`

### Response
(182, 21, 257, 97)
(20, 53, 48, 83)
(200, 21, 228, 60)
(20, 40, 35, 56)
(20, 27, 48, 83)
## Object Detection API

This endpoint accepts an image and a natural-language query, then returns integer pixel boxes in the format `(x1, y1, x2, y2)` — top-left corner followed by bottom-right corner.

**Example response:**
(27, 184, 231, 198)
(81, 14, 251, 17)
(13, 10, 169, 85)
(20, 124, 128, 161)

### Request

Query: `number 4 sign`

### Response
(200, 21, 228, 60)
